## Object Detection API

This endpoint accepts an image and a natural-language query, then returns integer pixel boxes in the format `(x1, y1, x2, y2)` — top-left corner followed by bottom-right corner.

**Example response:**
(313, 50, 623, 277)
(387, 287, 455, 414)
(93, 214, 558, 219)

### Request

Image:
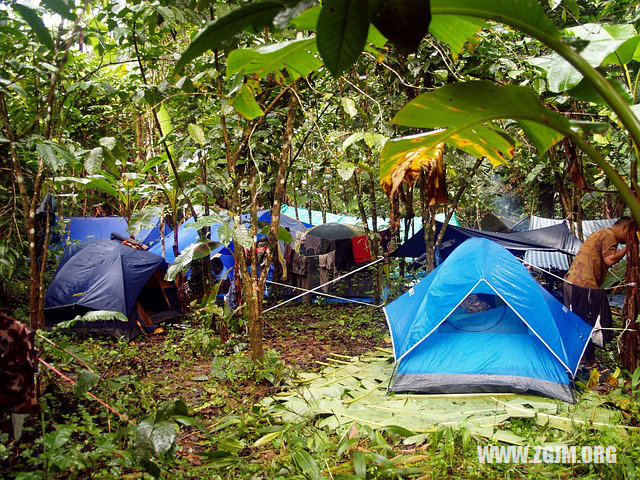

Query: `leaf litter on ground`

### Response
(265, 349, 630, 445)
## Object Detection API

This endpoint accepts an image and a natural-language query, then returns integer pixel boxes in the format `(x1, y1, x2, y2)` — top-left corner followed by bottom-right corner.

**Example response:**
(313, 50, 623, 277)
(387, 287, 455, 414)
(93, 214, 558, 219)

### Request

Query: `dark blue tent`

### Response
(45, 240, 179, 338)
(64, 216, 169, 246)
(384, 238, 593, 402)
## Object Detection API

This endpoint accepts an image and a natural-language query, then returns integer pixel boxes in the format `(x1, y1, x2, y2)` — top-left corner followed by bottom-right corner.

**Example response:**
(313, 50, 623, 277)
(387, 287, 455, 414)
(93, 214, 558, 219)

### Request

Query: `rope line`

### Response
(266, 280, 384, 308)
(39, 358, 134, 426)
(36, 332, 96, 373)
(264, 258, 384, 313)
(518, 257, 636, 291)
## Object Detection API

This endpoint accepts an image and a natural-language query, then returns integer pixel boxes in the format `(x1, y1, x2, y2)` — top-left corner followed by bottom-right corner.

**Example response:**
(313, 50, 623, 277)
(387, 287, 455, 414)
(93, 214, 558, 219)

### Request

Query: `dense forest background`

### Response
(3, 0, 640, 478)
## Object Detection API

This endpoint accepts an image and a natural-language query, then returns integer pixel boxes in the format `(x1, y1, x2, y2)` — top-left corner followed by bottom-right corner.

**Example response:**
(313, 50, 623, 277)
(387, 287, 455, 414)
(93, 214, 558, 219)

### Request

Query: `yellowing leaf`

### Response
(380, 138, 446, 203)
(253, 431, 281, 447)
(231, 83, 264, 120)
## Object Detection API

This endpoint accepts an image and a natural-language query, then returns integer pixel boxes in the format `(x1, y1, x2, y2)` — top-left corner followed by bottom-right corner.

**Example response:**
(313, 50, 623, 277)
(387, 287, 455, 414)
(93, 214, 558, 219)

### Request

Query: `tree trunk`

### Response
(368, 173, 382, 303)
(436, 157, 482, 245)
(246, 86, 299, 364)
(353, 172, 380, 302)
(420, 169, 435, 273)
(620, 222, 640, 371)
(574, 185, 584, 242)
(538, 180, 555, 218)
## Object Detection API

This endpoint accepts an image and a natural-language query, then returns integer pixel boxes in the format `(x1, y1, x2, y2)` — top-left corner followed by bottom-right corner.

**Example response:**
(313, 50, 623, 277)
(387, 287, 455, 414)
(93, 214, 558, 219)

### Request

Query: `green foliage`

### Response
(430, 0, 561, 40)
(211, 348, 285, 386)
(128, 205, 165, 237)
(36, 141, 75, 172)
(227, 37, 322, 80)
(12, 3, 54, 50)
(74, 369, 100, 398)
(316, 0, 369, 77)
(232, 83, 264, 119)
(380, 80, 568, 185)
(166, 240, 222, 281)
(134, 400, 190, 478)
(428, 14, 485, 58)
(187, 123, 206, 145)
(0, 243, 20, 282)
(175, 1, 285, 72)
(51, 310, 129, 331)
(529, 23, 640, 92)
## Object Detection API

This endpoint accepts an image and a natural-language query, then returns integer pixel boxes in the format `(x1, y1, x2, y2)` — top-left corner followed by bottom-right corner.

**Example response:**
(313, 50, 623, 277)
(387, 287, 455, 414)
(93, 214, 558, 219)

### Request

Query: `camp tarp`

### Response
(391, 222, 582, 262)
(64, 216, 169, 246)
(44, 240, 179, 338)
(480, 213, 515, 233)
(512, 215, 617, 270)
(384, 238, 593, 402)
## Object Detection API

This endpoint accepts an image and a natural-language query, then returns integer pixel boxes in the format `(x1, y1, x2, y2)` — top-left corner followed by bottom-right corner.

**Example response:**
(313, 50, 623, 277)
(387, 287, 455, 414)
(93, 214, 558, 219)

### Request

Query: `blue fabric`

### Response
(149, 213, 308, 265)
(397, 332, 571, 387)
(384, 238, 593, 388)
(64, 216, 169, 245)
(45, 240, 165, 316)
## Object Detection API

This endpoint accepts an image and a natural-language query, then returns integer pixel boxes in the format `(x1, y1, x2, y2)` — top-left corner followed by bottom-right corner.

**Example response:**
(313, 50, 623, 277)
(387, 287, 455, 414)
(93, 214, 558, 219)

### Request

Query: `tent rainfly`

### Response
(45, 240, 179, 338)
(384, 238, 593, 402)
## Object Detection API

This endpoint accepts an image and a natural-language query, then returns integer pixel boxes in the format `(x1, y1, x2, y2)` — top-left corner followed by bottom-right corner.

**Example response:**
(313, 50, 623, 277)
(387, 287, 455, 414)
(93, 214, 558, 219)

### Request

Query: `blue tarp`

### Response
(384, 238, 593, 402)
(64, 216, 169, 245)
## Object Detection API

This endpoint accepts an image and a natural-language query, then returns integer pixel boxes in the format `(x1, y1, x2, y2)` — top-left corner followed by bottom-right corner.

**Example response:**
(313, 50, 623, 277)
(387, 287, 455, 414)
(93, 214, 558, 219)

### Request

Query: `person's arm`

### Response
(604, 244, 628, 267)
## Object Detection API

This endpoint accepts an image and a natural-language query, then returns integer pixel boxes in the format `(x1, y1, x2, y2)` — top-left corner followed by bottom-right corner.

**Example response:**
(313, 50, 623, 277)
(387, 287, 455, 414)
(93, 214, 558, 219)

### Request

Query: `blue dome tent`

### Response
(384, 238, 593, 402)
(45, 240, 179, 338)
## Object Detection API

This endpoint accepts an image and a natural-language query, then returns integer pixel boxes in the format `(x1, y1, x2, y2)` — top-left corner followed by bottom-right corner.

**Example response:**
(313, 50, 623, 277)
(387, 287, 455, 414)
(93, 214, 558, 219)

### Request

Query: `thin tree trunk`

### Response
(620, 222, 640, 370)
(420, 169, 435, 273)
(368, 173, 381, 303)
(574, 185, 584, 242)
(36, 203, 52, 326)
(436, 157, 482, 245)
(353, 172, 380, 301)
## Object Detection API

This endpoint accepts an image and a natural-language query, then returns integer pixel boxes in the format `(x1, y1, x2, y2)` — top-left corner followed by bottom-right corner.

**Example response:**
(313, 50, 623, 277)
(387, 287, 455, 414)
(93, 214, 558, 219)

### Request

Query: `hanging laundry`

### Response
(291, 252, 308, 276)
(284, 243, 295, 272)
(293, 231, 306, 252)
(335, 238, 355, 271)
(320, 238, 336, 255)
(319, 251, 336, 292)
(351, 235, 372, 263)
(305, 234, 322, 256)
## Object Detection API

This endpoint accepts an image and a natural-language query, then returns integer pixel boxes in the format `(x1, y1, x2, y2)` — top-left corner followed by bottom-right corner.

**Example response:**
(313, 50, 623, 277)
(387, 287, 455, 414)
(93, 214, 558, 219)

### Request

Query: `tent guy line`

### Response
(263, 258, 384, 313)
(518, 257, 636, 291)
(265, 280, 385, 308)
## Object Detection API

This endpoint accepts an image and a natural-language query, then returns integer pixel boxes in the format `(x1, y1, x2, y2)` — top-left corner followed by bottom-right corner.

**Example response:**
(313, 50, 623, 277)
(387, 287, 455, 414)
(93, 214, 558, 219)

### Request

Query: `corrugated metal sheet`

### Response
(522, 216, 617, 270)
